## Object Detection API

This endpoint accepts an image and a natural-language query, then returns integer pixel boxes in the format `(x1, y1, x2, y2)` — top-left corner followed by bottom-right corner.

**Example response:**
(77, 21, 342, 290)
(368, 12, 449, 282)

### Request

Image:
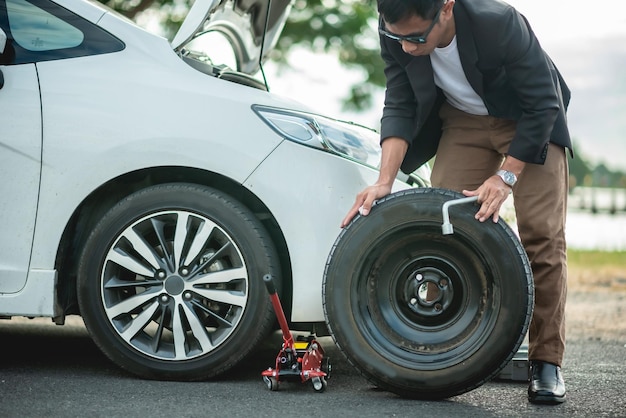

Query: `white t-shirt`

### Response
(430, 36, 489, 116)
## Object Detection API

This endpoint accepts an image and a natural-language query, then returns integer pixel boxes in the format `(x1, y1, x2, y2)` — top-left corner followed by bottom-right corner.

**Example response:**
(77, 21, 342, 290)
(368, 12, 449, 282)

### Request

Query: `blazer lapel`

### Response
(405, 56, 438, 111)
(454, 4, 485, 98)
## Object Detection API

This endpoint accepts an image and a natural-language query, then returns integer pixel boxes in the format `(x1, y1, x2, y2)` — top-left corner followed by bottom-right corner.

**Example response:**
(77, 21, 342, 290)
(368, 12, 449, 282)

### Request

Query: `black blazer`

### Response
(379, 0, 572, 173)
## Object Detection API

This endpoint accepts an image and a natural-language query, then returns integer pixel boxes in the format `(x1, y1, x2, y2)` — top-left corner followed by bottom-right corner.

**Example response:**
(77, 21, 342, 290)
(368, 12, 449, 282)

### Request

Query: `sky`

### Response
(266, 0, 626, 170)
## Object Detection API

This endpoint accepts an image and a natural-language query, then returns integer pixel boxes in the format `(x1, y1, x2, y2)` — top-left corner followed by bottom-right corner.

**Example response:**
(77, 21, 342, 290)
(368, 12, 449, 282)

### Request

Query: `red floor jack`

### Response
(261, 274, 330, 392)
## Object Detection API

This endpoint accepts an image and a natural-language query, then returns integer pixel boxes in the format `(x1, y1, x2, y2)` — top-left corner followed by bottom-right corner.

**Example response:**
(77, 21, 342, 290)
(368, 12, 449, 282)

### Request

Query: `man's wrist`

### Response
(496, 169, 517, 187)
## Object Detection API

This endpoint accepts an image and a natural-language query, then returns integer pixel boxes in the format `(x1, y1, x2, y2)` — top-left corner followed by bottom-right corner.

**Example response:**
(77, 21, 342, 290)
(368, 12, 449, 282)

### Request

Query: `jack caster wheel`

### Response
(322, 358, 332, 379)
(311, 376, 327, 393)
(263, 376, 279, 391)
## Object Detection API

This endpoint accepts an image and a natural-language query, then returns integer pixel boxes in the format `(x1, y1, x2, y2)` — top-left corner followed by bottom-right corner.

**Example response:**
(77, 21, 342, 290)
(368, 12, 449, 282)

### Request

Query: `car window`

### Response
(8, 0, 84, 51)
(0, 0, 124, 65)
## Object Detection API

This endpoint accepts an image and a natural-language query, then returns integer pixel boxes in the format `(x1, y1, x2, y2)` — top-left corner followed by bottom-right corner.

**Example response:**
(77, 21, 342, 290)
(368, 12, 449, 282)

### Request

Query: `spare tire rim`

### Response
(354, 224, 500, 370)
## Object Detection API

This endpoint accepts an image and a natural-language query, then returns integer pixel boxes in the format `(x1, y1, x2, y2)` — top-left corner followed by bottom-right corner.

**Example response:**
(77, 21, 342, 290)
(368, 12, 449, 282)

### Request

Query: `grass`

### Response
(568, 249, 626, 266)
(567, 249, 626, 290)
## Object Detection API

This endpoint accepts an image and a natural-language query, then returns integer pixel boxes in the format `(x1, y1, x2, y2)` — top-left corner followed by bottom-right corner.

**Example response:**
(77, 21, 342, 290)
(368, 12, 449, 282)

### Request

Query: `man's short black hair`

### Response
(377, 0, 445, 24)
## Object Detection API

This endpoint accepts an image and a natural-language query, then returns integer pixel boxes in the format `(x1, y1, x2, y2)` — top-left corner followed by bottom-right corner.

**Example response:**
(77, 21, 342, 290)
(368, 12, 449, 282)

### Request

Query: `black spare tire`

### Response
(323, 188, 533, 399)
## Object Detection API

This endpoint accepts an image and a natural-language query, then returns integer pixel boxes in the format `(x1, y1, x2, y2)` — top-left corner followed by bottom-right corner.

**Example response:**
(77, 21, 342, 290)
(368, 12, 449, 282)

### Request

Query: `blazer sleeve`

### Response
(379, 34, 444, 172)
(379, 35, 418, 145)
(487, 9, 562, 164)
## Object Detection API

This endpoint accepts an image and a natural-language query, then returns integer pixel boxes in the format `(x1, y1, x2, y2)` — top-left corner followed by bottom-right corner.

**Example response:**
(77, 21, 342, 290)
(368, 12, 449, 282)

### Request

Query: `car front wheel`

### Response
(77, 183, 279, 380)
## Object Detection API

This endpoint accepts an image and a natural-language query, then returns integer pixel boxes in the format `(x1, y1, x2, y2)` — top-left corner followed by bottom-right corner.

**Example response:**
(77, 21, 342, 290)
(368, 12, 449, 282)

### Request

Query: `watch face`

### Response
(498, 170, 516, 186)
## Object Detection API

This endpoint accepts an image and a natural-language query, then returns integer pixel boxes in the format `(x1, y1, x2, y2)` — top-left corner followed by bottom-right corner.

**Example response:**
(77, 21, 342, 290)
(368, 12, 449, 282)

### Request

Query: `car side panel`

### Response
(245, 140, 410, 322)
(30, 42, 283, 270)
(0, 64, 42, 293)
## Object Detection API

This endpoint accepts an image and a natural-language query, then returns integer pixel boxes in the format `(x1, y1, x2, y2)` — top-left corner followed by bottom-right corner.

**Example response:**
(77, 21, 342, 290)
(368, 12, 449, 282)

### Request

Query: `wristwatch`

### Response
(496, 169, 517, 187)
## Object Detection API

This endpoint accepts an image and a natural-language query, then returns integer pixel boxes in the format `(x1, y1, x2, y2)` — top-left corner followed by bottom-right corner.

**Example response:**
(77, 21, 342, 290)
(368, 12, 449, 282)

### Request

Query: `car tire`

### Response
(77, 183, 280, 381)
(323, 188, 533, 399)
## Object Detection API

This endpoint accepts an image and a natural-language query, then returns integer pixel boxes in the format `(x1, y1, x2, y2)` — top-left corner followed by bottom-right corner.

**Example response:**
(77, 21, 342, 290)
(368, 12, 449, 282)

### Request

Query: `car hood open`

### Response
(171, 0, 292, 75)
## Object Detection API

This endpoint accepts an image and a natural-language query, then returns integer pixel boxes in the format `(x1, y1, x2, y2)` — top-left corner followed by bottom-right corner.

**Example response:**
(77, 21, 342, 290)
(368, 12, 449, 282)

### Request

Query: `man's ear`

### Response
(441, 0, 455, 20)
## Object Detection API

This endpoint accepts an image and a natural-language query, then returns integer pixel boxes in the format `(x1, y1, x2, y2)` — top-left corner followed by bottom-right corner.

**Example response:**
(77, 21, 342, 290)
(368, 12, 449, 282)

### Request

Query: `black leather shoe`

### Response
(528, 361, 566, 404)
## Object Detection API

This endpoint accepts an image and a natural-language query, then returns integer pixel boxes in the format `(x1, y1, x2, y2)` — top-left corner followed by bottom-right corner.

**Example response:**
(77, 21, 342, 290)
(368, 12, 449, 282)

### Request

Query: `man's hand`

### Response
(341, 183, 393, 228)
(340, 137, 408, 228)
(463, 156, 525, 222)
(462, 176, 511, 223)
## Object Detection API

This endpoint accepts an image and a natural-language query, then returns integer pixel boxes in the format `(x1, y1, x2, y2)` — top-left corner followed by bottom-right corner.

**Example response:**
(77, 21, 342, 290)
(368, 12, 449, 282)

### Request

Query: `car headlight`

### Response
(253, 105, 381, 169)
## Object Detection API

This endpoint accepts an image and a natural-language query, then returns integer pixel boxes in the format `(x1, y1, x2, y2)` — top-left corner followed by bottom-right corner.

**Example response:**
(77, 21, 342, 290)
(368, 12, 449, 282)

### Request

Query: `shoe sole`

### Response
(528, 394, 566, 405)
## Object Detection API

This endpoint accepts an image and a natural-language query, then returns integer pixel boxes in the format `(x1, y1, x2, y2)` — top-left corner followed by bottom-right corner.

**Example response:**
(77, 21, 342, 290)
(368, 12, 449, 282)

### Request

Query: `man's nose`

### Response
(400, 40, 417, 54)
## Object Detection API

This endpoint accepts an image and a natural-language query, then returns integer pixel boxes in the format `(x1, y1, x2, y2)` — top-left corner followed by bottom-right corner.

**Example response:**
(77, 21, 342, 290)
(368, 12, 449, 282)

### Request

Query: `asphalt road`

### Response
(0, 317, 624, 417)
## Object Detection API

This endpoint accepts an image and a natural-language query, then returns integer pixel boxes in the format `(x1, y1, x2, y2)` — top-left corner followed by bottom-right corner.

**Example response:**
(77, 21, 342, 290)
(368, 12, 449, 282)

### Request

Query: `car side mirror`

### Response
(0, 28, 6, 54)
(0, 29, 5, 89)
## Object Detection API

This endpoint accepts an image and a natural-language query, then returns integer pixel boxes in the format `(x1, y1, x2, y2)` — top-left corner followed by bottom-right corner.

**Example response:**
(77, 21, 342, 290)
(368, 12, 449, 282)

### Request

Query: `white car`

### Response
(0, 0, 429, 380)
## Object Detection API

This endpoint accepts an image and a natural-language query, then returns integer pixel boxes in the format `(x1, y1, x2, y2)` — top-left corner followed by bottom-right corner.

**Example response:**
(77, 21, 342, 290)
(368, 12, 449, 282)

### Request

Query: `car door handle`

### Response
(0, 69, 3, 89)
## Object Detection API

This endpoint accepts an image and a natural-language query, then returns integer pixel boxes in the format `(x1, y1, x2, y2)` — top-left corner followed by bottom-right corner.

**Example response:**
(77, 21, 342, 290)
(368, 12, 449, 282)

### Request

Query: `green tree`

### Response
(103, 0, 194, 35)
(275, 0, 384, 110)
(568, 143, 626, 190)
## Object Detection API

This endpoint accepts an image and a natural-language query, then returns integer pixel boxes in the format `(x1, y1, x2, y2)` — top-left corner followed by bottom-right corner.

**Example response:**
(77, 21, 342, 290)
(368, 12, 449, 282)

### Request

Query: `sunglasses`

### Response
(379, 6, 443, 45)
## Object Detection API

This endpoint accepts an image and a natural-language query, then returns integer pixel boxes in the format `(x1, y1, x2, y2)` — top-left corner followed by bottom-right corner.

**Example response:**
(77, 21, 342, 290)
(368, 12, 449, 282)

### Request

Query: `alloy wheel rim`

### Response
(101, 210, 248, 360)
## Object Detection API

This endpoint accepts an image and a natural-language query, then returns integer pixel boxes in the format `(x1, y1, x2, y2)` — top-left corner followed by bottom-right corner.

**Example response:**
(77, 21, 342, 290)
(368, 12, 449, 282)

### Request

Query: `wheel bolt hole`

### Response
(434, 303, 443, 311)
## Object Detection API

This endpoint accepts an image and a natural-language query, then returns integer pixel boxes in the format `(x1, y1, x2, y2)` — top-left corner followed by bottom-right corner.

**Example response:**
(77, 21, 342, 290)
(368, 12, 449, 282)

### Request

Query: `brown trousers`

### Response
(430, 102, 568, 366)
